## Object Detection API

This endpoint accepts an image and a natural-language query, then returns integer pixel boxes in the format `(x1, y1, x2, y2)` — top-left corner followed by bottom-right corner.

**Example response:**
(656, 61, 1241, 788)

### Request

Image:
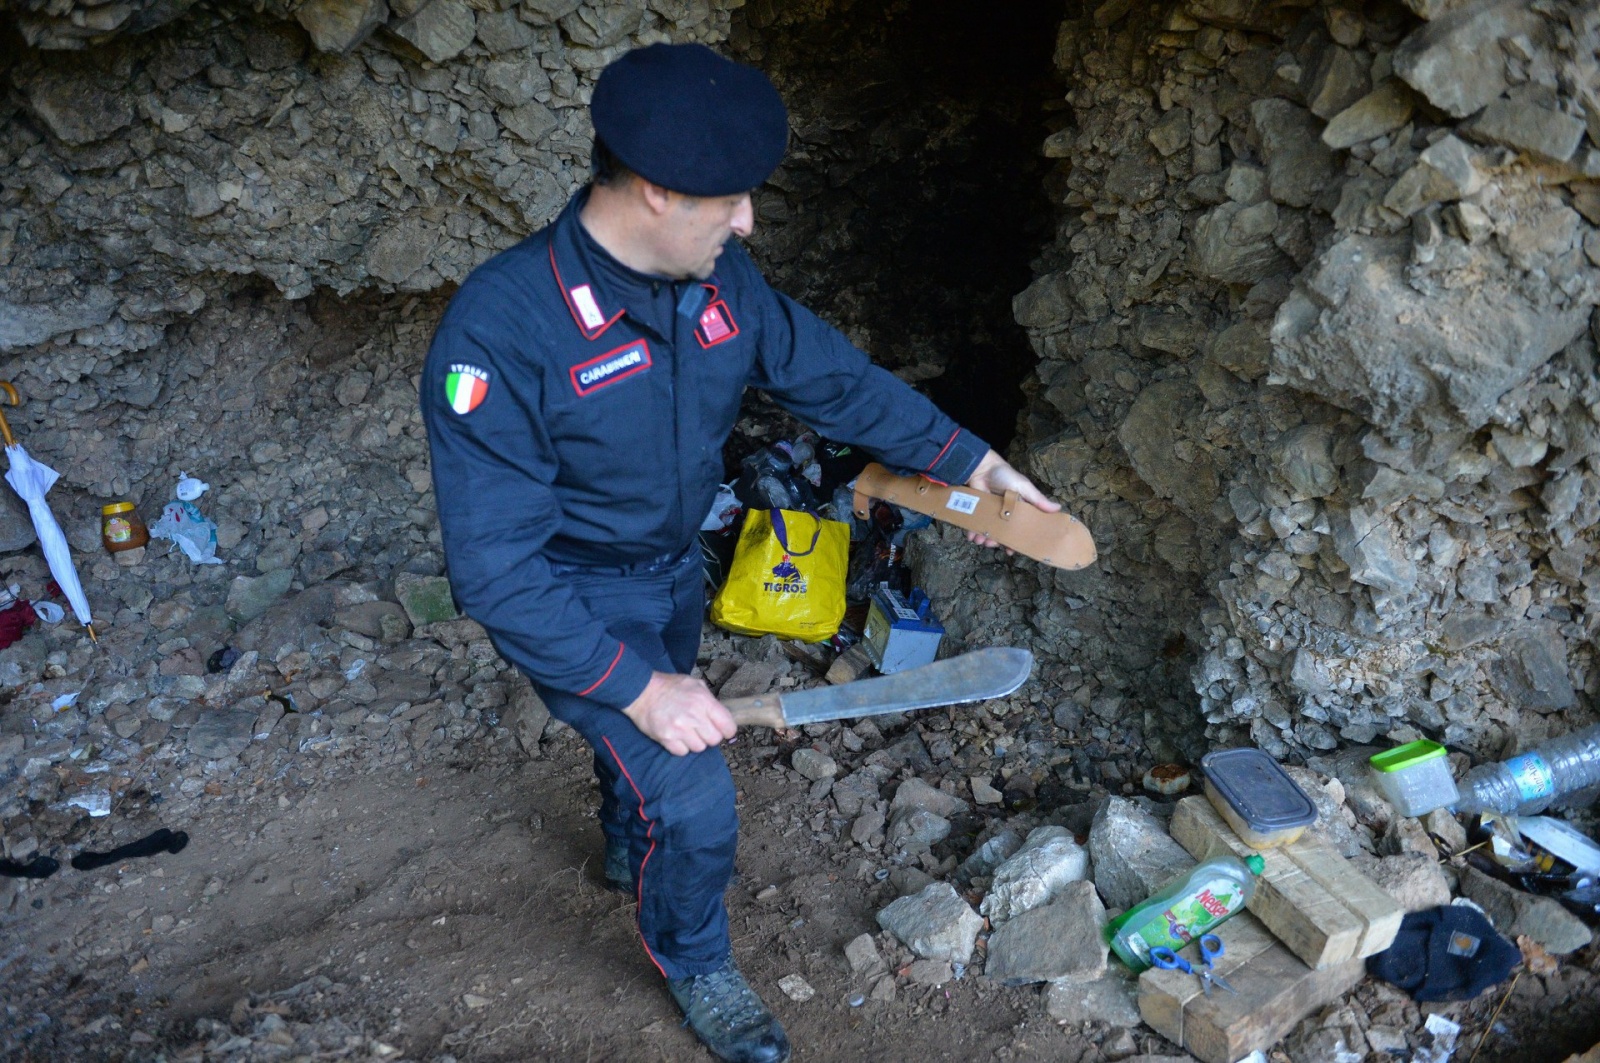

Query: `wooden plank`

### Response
(1140, 907, 1364, 1063)
(1178, 947, 1364, 1063)
(1170, 797, 1364, 968)
(1280, 834, 1404, 957)
(1137, 971, 1188, 1048)
(825, 643, 873, 685)
(1169, 796, 1405, 962)
(1136, 912, 1277, 1048)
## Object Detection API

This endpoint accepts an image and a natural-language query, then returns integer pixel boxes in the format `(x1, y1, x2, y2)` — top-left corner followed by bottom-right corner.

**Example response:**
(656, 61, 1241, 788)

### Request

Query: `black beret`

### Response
(591, 43, 789, 197)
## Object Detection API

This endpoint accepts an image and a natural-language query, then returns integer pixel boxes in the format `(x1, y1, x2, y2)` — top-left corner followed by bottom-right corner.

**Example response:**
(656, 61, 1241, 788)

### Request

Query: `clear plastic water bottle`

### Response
(1455, 723, 1600, 814)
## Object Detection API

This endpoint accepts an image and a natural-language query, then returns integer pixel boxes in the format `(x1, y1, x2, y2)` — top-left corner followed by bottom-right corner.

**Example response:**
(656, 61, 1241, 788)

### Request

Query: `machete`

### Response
(722, 647, 1033, 730)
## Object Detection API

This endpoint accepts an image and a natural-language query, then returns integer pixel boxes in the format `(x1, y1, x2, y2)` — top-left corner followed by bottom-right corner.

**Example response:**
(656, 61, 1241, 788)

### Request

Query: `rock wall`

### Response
(1, 0, 742, 354)
(993, 0, 1600, 761)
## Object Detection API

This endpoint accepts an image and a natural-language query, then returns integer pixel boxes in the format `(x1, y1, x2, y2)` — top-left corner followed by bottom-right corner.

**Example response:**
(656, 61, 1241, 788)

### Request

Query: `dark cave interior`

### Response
(733, 0, 1068, 455)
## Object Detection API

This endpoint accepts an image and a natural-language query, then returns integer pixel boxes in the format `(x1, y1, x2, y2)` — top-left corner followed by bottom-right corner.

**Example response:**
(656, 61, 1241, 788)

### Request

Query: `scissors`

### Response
(1149, 934, 1238, 996)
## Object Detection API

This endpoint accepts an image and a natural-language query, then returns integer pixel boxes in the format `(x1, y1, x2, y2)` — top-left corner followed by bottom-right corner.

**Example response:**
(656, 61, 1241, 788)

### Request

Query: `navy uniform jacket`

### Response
(421, 190, 988, 712)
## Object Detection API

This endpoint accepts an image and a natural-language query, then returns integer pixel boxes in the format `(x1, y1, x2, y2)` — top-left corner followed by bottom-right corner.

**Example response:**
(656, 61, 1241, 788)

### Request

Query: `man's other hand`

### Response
(963, 449, 1060, 550)
(623, 671, 738, 756)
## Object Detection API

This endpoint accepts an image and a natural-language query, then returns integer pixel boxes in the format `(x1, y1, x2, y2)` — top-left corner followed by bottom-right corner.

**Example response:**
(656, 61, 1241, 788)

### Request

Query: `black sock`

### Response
(0, 855, 60, 879)
(71, 828, 189, 871)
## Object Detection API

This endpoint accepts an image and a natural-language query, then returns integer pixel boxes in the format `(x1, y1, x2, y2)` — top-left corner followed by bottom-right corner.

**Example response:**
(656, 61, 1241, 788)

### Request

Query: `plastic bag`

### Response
(701, 483, 742, 532)
(734, 445, 820, 512)
(151, 499, 221, 564)
(150, 471, 222, 565)
(710, 509, 848, 643)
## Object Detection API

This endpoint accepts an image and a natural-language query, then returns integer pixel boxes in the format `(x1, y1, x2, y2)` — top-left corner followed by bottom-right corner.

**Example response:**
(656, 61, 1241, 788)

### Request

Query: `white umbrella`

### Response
(0, 392, 94, 639)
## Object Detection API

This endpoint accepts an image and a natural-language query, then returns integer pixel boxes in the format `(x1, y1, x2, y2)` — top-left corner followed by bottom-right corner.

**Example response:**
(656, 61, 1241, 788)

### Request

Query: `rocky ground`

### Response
(3, 585, 1598, 1062)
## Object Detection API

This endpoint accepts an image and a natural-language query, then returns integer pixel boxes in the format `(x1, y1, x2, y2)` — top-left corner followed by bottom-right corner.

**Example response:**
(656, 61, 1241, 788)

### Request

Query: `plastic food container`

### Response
(1200, 748, 1319, 849)
(1369, 740, 1459, 817)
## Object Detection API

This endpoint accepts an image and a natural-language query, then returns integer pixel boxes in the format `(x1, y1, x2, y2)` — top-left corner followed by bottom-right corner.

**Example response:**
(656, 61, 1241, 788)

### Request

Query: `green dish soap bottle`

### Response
(1105, 852, 1265, 971)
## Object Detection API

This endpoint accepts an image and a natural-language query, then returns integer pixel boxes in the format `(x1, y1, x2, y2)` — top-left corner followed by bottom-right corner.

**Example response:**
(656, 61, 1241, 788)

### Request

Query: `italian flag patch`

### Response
(445, 364, 490, 415)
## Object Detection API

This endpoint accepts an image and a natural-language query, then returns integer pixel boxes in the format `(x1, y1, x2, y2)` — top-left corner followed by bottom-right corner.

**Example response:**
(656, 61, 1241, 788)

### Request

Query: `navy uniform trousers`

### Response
(532, 545, 735, 981)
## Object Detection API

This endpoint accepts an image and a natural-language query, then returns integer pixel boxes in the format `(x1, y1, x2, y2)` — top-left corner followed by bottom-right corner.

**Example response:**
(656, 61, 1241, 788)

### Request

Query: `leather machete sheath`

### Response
(851, 463, 1096, 570)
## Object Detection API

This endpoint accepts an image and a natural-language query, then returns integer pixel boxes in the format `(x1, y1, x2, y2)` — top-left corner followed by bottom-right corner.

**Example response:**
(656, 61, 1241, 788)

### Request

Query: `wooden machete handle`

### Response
(722, 694, 786, 730)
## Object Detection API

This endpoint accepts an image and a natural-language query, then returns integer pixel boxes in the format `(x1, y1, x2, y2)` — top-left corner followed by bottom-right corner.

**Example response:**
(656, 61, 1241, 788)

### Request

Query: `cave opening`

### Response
(8, 0, 1600, 1056)
(732, 0, 1067, 453)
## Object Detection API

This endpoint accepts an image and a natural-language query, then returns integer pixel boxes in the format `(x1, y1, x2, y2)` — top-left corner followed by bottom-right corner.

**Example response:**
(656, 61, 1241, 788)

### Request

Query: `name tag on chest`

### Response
(570, 340, 652, 397)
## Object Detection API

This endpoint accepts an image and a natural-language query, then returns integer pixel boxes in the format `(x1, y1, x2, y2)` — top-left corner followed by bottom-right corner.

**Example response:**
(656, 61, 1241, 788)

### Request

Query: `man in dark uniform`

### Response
(421, 43, 1057, 1063)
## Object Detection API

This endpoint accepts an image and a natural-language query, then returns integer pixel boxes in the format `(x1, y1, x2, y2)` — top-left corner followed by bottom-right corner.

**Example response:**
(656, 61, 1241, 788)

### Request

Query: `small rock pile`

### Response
(841, 744, 1592, 1050)
(165, 976, 412, 1062)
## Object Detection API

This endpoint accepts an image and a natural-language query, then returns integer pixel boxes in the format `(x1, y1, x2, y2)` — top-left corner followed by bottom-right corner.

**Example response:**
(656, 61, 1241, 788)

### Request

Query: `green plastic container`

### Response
(1369, 739, 1458, 817)
(1105, 852, 1265, 971)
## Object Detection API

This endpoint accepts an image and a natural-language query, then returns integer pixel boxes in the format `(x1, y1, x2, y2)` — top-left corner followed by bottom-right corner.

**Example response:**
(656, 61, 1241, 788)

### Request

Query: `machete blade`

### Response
(778, 646, 1032, 726)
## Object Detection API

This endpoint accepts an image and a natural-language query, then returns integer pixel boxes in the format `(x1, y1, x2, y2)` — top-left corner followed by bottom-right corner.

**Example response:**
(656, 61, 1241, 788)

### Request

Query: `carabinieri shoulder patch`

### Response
(445, 364, 490, 415)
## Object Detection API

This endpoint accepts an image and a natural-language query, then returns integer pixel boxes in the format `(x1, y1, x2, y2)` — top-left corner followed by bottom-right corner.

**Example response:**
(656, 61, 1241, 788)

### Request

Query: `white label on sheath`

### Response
(946, 491, 980, 515)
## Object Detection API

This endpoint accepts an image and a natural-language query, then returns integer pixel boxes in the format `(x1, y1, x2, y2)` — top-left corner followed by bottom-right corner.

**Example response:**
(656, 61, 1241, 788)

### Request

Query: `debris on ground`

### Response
(862, 731, 1600, 1062)
(149, 473, 223, 566)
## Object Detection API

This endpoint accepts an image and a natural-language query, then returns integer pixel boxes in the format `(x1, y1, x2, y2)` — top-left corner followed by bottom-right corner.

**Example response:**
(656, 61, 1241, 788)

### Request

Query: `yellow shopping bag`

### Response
(709, 509, 849, 642)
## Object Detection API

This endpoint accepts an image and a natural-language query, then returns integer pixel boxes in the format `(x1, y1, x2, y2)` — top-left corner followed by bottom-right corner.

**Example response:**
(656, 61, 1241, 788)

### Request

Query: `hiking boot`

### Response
(668, 960, 790, 1063)
(603, 837, 632, 894)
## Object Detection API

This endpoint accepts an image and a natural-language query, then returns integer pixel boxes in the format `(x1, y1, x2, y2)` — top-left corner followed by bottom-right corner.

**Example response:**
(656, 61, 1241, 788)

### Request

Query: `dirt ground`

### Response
(1, 730, 1114, 1062)
(4, 702, 1599, 1063)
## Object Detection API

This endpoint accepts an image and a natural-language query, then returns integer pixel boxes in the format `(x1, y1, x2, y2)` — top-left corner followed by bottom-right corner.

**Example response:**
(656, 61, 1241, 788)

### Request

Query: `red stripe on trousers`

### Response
(602, 736, 667, 979)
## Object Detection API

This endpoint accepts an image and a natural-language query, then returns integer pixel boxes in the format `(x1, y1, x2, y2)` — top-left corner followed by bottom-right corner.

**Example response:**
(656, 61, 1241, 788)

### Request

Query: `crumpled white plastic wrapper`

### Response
(1413, 1013, 1462, 1063)
(151, 499, 221, 564)
(66, 790, 111, 817)
(150, 472, 222, 564)
(701, 483, 741, 531)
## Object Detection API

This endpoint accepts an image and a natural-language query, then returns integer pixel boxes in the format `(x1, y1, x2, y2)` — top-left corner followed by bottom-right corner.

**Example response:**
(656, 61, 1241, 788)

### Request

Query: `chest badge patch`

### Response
(571, 340, 653, 397)
(445, 364, 490, 415)
(695, 300, 739, 348)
